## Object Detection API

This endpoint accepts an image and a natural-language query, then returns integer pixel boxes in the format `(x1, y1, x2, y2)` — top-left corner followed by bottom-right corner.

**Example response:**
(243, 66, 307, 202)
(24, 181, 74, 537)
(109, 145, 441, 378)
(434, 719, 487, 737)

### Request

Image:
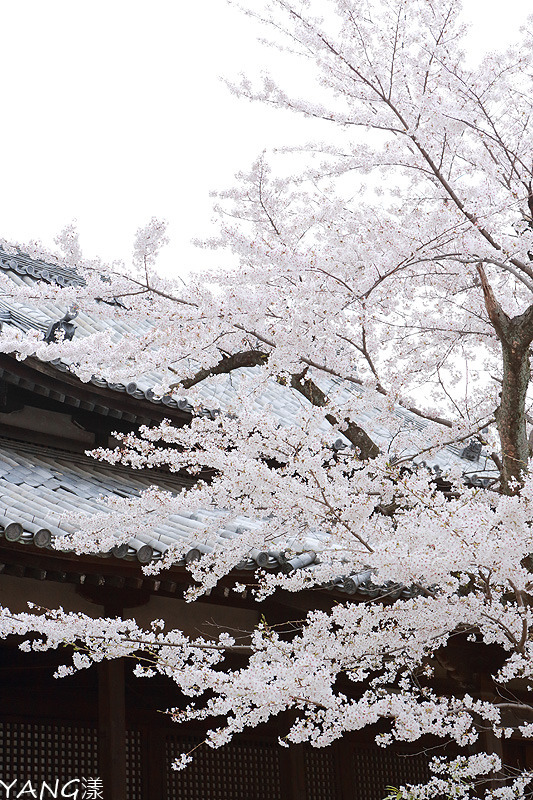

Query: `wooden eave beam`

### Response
(0, 353, 192, 425)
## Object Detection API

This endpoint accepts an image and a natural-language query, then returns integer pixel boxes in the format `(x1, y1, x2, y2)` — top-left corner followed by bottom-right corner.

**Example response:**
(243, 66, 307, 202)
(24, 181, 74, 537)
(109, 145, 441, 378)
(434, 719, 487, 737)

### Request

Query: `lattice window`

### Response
(352, 747, 429, 800)
(126, 728, 143, 799)
(166, 736, 283, 800)
(304, 747, 339, 800)
(0, 720, 98, 784)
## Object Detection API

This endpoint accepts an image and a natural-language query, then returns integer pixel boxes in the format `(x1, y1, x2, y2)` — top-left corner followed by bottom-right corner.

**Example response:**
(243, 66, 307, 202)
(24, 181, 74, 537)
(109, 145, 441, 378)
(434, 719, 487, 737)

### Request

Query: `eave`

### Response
(0, 353, 193, 426)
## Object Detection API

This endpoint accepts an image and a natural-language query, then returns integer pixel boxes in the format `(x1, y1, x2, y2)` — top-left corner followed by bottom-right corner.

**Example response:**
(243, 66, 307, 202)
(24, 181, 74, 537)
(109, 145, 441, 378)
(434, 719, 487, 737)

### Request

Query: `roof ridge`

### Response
(0, 247, 83, 287)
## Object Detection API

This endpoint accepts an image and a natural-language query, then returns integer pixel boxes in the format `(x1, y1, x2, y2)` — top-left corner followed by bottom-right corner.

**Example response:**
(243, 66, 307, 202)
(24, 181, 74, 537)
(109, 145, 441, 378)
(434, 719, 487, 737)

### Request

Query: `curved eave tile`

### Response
(0, 250, 83, 287)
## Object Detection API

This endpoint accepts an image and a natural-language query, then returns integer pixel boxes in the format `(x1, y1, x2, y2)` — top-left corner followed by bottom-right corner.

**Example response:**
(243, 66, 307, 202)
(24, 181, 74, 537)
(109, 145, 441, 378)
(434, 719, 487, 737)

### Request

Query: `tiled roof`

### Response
(0, 248, 496, 480)
(0, 248, 497, 597)
(0, 249, 206, 417)
(184, 367, 496, 482)
(0, 438, 328, 578)
(0, 438, 257, 566)
(0, 438, 423, 598)
(0, 249, 82, 287)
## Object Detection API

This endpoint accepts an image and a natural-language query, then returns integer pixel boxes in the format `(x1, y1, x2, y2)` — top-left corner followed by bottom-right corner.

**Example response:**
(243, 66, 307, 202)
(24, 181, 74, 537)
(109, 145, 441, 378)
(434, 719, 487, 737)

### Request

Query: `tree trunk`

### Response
(497, 332, 531, 492)
(478, 265, 533, 493)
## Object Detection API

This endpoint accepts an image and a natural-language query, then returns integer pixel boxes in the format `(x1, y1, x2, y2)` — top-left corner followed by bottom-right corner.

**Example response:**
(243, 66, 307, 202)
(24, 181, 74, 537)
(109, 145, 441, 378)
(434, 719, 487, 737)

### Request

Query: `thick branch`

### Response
(476, 265, 512, 341)
(170, 350, 269, 390)
(290, 370, 380, 459)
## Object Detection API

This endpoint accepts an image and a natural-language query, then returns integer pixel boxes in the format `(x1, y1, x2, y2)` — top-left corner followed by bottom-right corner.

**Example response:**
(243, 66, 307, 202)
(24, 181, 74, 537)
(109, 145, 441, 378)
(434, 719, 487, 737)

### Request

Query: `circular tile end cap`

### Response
(185, 548, 202, 564)
(254, 551, 271, 567)
(136, 544, 154, 564)
(4, 522, 23, 542)
(112, 543, 129, 559)
(33, 529, 52, 548)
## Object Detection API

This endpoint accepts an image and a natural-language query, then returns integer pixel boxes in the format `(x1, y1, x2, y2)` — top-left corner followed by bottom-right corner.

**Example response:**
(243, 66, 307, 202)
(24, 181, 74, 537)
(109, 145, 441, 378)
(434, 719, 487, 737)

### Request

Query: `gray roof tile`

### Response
(0, 250, 497, 593)
(0, 439, 270, 568)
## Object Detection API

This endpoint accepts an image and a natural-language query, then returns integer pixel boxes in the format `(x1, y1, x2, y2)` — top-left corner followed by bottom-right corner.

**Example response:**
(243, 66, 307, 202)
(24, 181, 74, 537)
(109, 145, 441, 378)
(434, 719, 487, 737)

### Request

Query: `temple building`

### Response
(0, 249, 526, 799)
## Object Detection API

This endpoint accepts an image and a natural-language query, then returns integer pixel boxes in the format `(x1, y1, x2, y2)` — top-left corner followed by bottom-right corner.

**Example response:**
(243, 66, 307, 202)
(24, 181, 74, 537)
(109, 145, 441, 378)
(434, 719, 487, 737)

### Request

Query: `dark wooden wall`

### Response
(0, 642, 433, 800)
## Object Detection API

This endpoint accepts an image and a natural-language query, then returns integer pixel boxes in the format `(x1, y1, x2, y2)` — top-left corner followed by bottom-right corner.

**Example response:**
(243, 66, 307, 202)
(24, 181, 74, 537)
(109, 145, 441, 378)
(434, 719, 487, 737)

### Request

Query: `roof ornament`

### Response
(460, 439, 482, 462)
(44, 305, 79, 343)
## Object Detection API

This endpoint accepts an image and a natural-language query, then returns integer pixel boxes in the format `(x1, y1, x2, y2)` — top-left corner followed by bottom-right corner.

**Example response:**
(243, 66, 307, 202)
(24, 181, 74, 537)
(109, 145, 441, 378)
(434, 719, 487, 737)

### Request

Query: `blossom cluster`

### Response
(0, 0, 533, 792)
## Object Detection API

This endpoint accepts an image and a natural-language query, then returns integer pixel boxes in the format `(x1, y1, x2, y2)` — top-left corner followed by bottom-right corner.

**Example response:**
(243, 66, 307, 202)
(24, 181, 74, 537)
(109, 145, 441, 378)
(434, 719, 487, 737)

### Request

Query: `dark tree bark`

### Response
(290, 370, 380, 460)
(171, 350, 268, 390)
(169, 350, 381, 460)
(478, 265, 533, 493)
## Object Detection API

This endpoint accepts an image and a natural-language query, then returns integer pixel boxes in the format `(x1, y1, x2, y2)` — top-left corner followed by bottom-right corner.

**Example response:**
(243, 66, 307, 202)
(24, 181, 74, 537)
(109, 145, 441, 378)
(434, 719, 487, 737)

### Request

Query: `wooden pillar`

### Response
(143, 727, 166, 800)
(98, 658, 127, 800)
(282, 744, 307, 799)
(337, 737, 355, 800)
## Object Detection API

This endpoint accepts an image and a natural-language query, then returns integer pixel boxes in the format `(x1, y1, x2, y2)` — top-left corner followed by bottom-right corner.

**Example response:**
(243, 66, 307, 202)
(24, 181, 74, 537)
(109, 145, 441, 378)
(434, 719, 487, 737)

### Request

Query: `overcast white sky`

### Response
(0, 0, 530, 277)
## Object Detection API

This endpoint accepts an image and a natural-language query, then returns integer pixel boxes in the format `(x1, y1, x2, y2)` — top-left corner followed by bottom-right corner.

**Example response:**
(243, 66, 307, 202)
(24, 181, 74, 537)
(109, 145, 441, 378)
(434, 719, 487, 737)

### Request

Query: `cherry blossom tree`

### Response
(2, 0, 533, 795)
